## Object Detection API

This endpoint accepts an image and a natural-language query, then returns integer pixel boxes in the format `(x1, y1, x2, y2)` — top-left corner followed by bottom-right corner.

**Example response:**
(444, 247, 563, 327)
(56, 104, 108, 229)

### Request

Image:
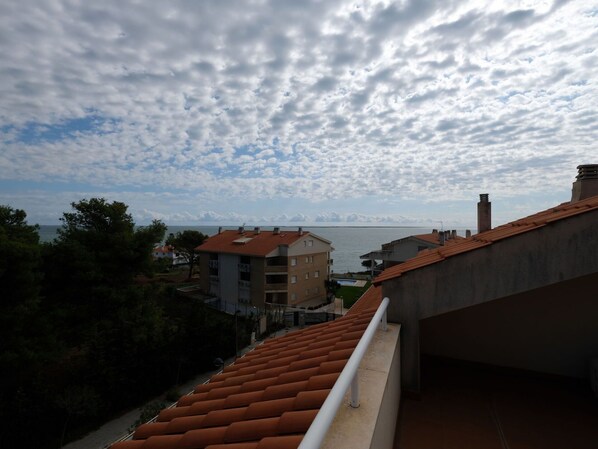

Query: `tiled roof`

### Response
(154, 245, 174, 254)
(375, 195, 598, 284)
(110, 287, 382, 449)
(412, 232, 464, 246)
(196, 230, 325, 257)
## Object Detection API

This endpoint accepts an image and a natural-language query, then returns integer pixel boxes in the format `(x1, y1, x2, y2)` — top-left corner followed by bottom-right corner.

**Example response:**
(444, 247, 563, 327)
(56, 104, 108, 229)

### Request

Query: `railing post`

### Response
(381, 308, 387, 331)
(350, 372, 360, 408)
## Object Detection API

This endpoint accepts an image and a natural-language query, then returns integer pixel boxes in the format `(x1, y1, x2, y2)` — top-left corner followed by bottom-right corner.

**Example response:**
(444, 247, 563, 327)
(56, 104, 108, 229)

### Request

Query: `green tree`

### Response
(56, 198, 167, 286)
(42, 198, 167, 341)
(166, 230, 207, 279)
(0, 205, 41, 307)
(324, 279, 341, 303)
(0, 206, 58, 449)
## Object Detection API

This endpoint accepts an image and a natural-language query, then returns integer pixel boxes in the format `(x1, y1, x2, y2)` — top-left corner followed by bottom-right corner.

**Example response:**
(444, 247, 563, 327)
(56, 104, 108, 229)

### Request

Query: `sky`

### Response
(1, 0, 597, 228)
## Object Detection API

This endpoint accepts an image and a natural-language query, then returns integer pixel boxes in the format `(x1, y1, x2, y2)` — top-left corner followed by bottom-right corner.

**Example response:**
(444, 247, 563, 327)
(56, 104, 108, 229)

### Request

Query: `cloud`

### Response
(0, 0, 596, 225)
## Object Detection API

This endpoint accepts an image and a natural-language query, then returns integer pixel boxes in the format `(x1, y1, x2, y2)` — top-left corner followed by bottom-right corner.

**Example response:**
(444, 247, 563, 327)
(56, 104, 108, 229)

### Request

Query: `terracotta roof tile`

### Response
(224, 417, 279, 443)
(255, 435, 303, 449)
(196, 230, 330, 257)
(202, 408, 248, 428)
(163, 415, 207, 435)
(277, 409, 319, 434)
(293, 389, 329, 410)
(374, 195, 598, 284)
(205, 443, 258, 449)
(245, 398, 296, 420)
(110, 285, 385, 449)
(223, 391, 264, 409)
(180, 427, 227, 447)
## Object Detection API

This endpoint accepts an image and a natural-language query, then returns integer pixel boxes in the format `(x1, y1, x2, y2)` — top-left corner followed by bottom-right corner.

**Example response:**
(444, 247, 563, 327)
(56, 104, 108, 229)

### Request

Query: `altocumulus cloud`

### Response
(0, 0, 597, 225)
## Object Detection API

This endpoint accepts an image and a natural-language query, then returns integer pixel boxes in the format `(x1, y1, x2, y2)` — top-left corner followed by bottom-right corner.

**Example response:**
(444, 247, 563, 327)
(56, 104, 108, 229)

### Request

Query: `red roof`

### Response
(375, 195, 598, 284)
(412, 232, 465, 246)
(110, 287, 382, 449)
(154, 245, 174, 254)
(196, 230, 327, 257)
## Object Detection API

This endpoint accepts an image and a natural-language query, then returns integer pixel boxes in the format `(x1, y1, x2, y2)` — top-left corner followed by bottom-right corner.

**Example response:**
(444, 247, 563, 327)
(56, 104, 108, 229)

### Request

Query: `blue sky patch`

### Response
(7, 114, 119, 145)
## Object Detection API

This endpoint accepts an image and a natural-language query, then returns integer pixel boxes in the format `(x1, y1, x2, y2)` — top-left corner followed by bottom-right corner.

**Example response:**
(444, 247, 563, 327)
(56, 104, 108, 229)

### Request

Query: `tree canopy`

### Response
(166, 230, 207, 279)
(0, 199, 246, 449)
(54, 198, 167, 287)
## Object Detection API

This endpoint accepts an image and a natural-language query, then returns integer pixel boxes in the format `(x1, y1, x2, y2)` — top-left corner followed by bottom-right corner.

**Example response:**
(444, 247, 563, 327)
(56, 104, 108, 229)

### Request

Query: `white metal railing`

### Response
(297, 296, 389, 449)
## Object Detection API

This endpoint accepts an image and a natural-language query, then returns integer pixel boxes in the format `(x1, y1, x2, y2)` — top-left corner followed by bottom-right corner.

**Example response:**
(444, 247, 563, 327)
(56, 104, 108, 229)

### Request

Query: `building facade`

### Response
(360, 229, 466, 272)
(197, 227, 332, 308)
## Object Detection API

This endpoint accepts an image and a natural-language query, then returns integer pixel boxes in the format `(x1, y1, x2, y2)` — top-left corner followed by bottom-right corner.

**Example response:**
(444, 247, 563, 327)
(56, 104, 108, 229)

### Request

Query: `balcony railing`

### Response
(208, 260, 219, 268)
(238, 280, 251, 288)
(298, 297, 389, 449)
(238, 263, 251, 272)
(264, 265, 288, 273)
(264, 283, 288, 292)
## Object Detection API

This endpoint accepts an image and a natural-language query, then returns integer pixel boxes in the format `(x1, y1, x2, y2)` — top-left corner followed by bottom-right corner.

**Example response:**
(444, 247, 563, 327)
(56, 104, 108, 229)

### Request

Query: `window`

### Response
(291, 258, 297, 266)
(291, 293, 297, 301)
(305, 256, 309, 263)
(314, 270, 319, 278)
(305, 272, 309, 279)
(309, 255, 313, 263)
(291, 275, 297, 284)
(308, 240, 313, 247)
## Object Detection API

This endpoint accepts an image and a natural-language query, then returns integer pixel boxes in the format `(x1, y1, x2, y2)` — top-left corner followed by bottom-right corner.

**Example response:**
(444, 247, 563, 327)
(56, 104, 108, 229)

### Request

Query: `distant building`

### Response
(360, 229, 467, 272)
(152, 244, 186, 265)
(196, 227, 333, 308)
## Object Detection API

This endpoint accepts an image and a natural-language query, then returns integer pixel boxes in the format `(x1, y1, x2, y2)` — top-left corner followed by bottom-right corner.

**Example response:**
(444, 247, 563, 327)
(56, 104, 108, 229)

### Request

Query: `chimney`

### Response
(451, 230, 457, 239)
(466, 229, 471, 238)
(273, 227, 280, 235)
(298, 227, 303, 236)
(571, 164, 598, 202)
(238, 226, 244, 234)
(432, 229, 438, 234)
(439, 231, 445, 246)
(477, 194, 491, 233)
(254, 227, 260, 234)
(218, 226, 222, 234)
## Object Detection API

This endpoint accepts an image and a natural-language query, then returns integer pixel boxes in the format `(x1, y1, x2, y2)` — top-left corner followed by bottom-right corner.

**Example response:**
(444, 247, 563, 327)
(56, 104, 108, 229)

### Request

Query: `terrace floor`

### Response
(395, 356, 598, 449)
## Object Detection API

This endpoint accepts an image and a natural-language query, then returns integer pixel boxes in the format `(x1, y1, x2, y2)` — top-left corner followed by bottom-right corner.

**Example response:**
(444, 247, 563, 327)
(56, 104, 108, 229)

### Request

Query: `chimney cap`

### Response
(576, 164, 598, 180)
(572, 164, 598, 201)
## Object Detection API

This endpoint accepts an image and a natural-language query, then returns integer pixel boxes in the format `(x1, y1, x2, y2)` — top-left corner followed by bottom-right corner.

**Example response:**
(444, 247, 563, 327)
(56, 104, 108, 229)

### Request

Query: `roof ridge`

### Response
(374, 195, 598, 284)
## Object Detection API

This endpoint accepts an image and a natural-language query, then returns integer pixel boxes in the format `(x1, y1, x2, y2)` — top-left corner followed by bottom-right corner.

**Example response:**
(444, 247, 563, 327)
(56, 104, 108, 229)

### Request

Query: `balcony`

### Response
(208, 260, 219, 269)
(265, 265, 288, 274)
(238, 263, 251, 272)
(328, 259, 333, 265)
(238, 280, 251, 288)
(264, 283, 288, 292)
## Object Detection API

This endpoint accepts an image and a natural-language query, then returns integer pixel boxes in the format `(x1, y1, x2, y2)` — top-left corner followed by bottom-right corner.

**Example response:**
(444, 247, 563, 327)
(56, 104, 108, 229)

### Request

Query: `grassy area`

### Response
(337, 282, 371, 309)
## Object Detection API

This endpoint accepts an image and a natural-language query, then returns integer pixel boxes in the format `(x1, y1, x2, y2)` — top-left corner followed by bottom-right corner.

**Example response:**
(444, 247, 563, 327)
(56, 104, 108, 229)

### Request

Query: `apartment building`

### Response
(360, 228, 467, 272)
(196, 227, 332, 308)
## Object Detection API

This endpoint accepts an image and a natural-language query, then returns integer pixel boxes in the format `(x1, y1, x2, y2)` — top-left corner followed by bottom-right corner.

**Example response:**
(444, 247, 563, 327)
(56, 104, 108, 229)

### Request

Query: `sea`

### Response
(38, 225, 447, 274)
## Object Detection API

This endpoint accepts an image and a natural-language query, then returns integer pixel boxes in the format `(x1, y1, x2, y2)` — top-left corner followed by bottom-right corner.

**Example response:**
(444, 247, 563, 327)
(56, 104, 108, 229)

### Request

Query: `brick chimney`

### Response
(571, 164, 598, 202)
(477, 194, 491, 233)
